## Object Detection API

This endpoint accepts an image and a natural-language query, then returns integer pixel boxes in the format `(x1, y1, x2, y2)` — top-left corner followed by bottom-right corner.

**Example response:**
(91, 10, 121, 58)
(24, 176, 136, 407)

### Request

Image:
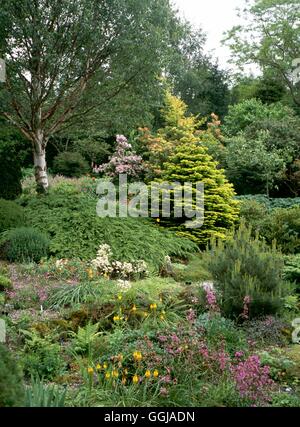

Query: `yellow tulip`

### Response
(132, 374, 139, 384)
(153, 369, 159, 378)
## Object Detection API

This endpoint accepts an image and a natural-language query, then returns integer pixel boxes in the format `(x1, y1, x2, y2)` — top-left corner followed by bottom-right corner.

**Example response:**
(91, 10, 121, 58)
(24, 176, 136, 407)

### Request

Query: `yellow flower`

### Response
(117, 294, 122, 301)
(133, 351, 142, 362)
(103, 362, 108, 370)
(112, 369, 119, 378)
(87, 367, 94, 375)
(132, 374, 139, 384)
(86, 268, 94, 279)
(123, 368, 128, 375)
(150, 303, 157, 310)
(160, 315, 165, 320)
(131, 305, 137, 312)
(153, 369, 159, 378)
(96, 363, 102, 371)
(113, 315, 120, 322)
(145, 370, 151, 378)
(105, 371, 111, 380)
(156, 218, 160, 223)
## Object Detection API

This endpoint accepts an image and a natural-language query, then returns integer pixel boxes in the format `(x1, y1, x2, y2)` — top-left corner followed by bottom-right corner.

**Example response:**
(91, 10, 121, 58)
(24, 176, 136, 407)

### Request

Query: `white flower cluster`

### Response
(91, 244, 148, 279)
(117, 280, 132, 292)
(55, 259, 69, 270)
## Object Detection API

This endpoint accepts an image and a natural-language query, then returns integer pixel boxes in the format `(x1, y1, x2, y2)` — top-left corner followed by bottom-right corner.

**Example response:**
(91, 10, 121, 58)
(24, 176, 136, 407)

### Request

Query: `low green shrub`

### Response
(0, 343, 25, 407)
(283, 255, 300, 290)
(20, 330, 66, 380)
(0, 274, 12, 291)
(0, 199, 25, 233)
(258, 206, 300, 254)
(242, 317, 290, 347)
(206, 222, 287, 319)
(52, 151, 90, 178)
(239, 199, 268, 228)
(23, 192, 197, 269)
(236, 195, 300, 211)
(4, 227, 50, 263)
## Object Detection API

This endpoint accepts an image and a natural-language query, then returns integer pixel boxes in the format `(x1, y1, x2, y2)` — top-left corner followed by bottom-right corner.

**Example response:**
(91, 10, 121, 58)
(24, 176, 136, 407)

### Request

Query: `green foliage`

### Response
(236, 195, 300, 211)
(271, 392, 300, 407)
(283, 255, 300, 289)
(242, 317, 290, 348)
(20, 329, 66, 380)
(23, 191, 197, 268)
(0, 274, 12, 291)
(0, 139, 22, 200)
(257, 206, 300, 254)
(52, 151, 90, 178)
(239, 198, 268, 227)
(172, 255, 212, 283)
(224, 0, 300, 110)
(207, 222, 287, 319)
(196, 313, 247, 355)
(0, 343, 25, 407)
(222, 99, 292, 137)
(25, 376, 66, 407)
(47, 281, 112, 309)
(225, 131, 285, 196)
(69, 322, 102, 355)
(4, 227, 50, 263)
(0, 199, 25, 233)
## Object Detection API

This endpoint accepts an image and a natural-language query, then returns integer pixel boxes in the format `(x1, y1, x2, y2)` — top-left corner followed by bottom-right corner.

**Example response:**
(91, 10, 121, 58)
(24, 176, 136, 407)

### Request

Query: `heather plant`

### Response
(207, 222, 287, 319)
(3, 227, 50, 263)
(230, 354, 275, 406)
(242, 317, 290, 348)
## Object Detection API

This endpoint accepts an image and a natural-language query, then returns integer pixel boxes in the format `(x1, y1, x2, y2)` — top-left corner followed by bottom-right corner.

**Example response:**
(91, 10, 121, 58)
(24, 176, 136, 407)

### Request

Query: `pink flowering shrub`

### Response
(231, 354, 275, 406)
(92, 135, 144, 179)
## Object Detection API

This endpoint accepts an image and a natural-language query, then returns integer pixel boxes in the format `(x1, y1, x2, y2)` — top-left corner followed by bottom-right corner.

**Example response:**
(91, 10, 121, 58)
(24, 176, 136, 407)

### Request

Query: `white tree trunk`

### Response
(34, 133, 49, 192)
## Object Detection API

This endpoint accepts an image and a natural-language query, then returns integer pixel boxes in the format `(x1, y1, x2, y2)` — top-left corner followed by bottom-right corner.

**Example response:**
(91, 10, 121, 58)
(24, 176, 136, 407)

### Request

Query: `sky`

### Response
(172, 0, 259, 75)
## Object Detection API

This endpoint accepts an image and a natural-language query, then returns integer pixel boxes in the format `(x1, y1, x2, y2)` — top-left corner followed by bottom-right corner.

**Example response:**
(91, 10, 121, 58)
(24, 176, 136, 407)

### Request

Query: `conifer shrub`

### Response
(160, 141, 239, 246)
(0, 199, 25, 233)
(23, 191, 197, 269)
(4, 227, 50, 263)
(142, 91, 239, 246)
(206, 223, 287, 319)
(52, 151, 90, 178)
(0, 343, 25, 407)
